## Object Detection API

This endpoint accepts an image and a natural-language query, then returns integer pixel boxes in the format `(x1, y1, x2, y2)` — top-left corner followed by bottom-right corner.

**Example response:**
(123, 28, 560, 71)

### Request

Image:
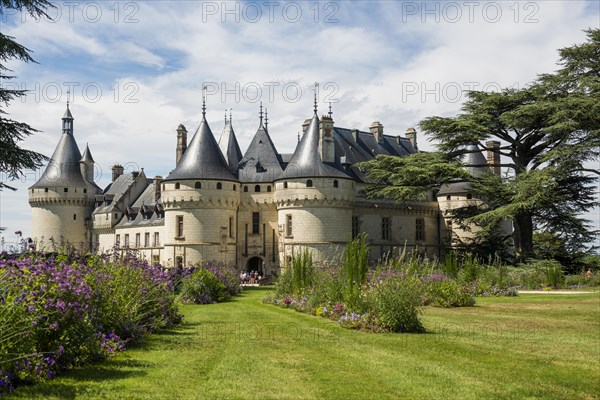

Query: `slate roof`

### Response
(279, 113, 350, 180)
(80, 144, 95, 163)
(31, 105, 91, 189)
(93, 173, 143, 214)
(165, 116, 237, 182)
(115, 184, 164, 228)
(218, 120, 242, 172)
(238, 123, 284, 183)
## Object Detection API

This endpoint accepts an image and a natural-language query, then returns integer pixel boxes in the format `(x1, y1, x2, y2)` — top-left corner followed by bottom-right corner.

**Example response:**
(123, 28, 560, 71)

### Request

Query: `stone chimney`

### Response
(319, 115, 335, 163)
(486, 140, 501, 175)
(370, 121, 384, 144)
(153, 175, 163, 202)
(111, 164, 124, 182)
(176, 124, 188, 165)
(406, 128, 418, 151)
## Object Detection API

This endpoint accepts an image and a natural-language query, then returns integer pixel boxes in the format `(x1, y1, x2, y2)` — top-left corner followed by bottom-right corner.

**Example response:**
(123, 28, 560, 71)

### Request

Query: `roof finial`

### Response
(66, 89, 71, 108)
(328, 102, 333, 117)
(225, 109, 228, 123)
(297, 131, 300, 142)
(259, 101, 263, 125)
(229, 108, 232, 123)
(313, 82, 319, 114)
(202, 85, 207, 118)
(265, 108, 269, 129)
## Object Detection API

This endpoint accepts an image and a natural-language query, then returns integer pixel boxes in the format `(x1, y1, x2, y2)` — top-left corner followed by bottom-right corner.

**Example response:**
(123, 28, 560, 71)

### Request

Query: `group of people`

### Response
(240, 271, 261, 285)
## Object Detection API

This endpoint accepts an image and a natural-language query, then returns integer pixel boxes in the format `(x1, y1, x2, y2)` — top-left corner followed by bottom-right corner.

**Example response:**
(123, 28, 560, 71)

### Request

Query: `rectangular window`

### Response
(154, 232, 160, 247)
(352, 216, 360, 239)
(135, 233, 140, 248)
(382, 217, 391, 240)
(416, 218, 425, 241)
(229, 217, 233, 238)
(152, 255, 160, 266)
(124, 234, 130, 248)
(144, 232, 150, 247)
(116, 234, 120, 245)
(252, 212, 260, 234)
(73, 214, 77, 221)
(176, 215, 184, 238)
(286, 214, 293, 237)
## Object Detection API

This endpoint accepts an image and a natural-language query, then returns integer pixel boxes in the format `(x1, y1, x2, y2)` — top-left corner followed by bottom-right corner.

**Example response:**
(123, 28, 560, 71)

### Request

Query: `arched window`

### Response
(306, 180, 313, 187)
(333, 180, 339, 188)
(244, 186, 248, 192)
(267, 185, 272, 192)
(175, 183, 180, 190)
(217, 182, 222, 190)
(466, 193, 473, 199)
(195, 182, 201, 189)
(233, 185, 237, 191)
(255, 185, 261, 193)
(283, 182, 288, 189)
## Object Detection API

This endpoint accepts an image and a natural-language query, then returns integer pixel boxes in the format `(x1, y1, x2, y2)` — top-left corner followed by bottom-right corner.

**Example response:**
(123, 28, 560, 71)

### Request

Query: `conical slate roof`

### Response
(280, 112, 349, 180)
(165, 116, 237, 181)
(463, 143, 488, 178)
(218, 120, 242, 172)
(80, 144, 95, 163)
(31, 107, 87, 188)
(238, 122, 283, 182)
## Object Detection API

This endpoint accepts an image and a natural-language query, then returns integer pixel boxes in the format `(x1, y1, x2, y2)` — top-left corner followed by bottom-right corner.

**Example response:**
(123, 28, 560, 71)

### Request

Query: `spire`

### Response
(313, 82, 319, 114)
(297, 132, 300, 142)
(201, 85, 207, 119)
(80, 144, 95, 163)
(328, 102, 333, 117)
(229, 108, 232, 123)
(224, 109, 228, 124)
(265, 108, 269, 130)
(259, 101, 263, 126)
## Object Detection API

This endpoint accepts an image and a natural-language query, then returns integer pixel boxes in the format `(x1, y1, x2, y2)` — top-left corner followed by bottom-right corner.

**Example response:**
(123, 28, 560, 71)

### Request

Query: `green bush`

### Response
(366, 277, 424, 333)
(178, 268, 229, 304)
(422, 278, 475, 308)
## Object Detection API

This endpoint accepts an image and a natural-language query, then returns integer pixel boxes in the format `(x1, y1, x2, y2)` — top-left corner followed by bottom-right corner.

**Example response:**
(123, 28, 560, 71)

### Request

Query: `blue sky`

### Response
(1, 0, 598, 248)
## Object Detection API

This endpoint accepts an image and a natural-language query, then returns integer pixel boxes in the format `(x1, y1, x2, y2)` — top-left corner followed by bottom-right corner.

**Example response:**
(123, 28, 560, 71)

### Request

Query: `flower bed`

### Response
(0, 250, 182, 394)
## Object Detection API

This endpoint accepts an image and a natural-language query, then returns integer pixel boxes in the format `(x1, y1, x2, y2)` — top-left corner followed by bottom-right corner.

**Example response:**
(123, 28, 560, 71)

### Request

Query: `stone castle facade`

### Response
(29, 100, 505, 275)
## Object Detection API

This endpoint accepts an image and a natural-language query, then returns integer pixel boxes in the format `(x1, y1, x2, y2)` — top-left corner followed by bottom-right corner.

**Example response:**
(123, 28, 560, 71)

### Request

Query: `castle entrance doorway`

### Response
(246, 256, 263, 275)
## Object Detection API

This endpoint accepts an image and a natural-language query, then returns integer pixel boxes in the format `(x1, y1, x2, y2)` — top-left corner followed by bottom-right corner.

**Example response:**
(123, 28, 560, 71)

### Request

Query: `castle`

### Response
(29, 98, 504, 275)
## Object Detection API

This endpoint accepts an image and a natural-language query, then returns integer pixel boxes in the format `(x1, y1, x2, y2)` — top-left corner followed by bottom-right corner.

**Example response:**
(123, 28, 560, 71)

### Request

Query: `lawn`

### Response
(6, 287, 599, 400)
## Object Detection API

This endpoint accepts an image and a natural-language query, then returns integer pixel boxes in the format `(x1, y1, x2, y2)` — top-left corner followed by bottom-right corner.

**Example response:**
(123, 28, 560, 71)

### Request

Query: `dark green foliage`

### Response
(0, 0, 53, 190)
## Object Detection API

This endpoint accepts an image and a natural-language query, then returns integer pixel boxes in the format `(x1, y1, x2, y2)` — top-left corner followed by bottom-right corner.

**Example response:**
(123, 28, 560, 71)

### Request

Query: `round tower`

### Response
(161, 101, 240, 267)
(29, 104, 101, 250)
(275, 107, 355, 266)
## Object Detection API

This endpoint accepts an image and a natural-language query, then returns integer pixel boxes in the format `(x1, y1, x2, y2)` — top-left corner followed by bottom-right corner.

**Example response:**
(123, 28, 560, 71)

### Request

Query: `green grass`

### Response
(7, 288, 599, 400)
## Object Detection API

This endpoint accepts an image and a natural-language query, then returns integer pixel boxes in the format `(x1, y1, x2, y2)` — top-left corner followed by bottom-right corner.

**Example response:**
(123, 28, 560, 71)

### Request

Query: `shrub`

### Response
(178, 268, 229, 304)
(421, 277, 475, 308)
(366, 276, 424, 333)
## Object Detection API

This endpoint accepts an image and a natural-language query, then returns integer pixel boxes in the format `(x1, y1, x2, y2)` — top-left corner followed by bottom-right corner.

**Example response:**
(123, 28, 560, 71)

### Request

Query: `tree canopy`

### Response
(360, 29, 599, 265)
(0, 0, 54, 191)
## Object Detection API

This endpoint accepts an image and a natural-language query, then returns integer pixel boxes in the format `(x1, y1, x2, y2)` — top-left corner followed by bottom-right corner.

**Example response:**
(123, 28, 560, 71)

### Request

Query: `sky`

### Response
(1, 0, 598, 248)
